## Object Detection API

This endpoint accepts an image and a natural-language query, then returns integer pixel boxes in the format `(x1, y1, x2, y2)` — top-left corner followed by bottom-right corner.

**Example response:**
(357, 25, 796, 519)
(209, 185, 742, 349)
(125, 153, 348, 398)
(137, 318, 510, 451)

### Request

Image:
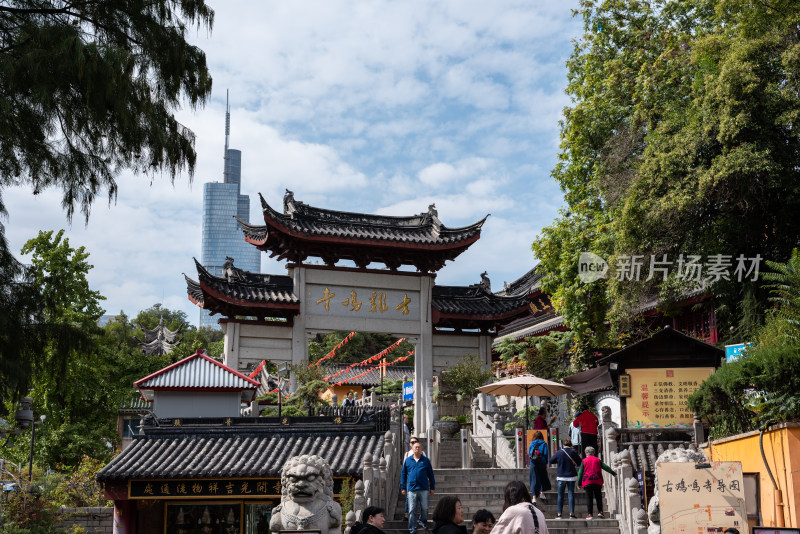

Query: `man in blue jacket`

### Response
(401, 441, 435, 533)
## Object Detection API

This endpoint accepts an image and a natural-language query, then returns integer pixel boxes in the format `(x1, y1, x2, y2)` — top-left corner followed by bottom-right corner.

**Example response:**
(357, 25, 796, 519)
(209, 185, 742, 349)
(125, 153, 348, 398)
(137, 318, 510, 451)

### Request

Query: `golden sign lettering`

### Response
(395, 293, 412, 315)
(369, 291, 388, 313)
(342, 290, 362, 311)
(316, 287, 335, 311)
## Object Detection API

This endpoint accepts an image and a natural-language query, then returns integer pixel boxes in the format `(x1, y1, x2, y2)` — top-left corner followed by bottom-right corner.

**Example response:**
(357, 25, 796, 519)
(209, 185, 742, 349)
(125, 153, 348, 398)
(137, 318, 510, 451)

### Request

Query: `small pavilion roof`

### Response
(135, 350, 259, 402)
(237, 190, 487, 271)
(185, 259, 300, 320)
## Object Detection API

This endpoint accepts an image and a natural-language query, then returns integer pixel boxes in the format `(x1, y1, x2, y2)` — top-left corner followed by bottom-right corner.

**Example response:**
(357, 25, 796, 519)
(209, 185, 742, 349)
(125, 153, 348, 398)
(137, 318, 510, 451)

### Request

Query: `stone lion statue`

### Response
(270, 454, 342, 534)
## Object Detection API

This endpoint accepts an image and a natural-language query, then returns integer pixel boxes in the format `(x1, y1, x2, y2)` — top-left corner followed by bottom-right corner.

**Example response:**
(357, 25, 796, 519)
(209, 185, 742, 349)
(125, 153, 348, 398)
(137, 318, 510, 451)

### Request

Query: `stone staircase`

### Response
(437, 437, 493, 468)
(385, 465, 620, 534)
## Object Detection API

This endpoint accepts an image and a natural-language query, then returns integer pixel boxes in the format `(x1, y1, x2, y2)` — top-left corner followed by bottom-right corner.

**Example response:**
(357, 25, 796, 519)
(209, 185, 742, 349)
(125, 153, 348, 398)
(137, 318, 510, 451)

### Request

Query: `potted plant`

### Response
(433, 416, 460, 437)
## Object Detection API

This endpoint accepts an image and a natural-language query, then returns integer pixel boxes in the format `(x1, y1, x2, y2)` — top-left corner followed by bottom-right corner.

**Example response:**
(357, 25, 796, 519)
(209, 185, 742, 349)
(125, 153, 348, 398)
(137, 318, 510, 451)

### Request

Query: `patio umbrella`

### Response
(477, 374, 576, 431)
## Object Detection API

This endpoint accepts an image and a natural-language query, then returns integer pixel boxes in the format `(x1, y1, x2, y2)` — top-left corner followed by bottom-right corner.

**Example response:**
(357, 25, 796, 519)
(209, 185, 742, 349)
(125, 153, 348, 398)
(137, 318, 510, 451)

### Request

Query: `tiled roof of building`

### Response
(492, 314, 566, 344)
(432, 285, 529, 316)
(237, 190, 487, 271)
(135, 350, 259, 401)
(431, 278, 530, 332)
(97, 430, 384, 481)
(327, 364, 414, 386)
(185, 259, 300, 320)
(495, 266, 544, 297)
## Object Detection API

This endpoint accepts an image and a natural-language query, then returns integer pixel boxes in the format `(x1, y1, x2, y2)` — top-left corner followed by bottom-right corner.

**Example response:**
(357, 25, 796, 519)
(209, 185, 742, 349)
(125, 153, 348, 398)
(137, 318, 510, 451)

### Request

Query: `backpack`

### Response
(530, 443, 545, 464)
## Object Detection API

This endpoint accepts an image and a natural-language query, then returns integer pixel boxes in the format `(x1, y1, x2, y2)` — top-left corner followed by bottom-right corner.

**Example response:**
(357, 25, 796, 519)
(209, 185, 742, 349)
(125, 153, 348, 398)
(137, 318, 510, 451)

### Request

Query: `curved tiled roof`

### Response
(495, 265, 545, 297)
(97, 431, 384, 481)
(238, 190, 487, 271)
(432, 285, 529, 316)
(431, 282, 530, 332)
(185, 259, 300, 320)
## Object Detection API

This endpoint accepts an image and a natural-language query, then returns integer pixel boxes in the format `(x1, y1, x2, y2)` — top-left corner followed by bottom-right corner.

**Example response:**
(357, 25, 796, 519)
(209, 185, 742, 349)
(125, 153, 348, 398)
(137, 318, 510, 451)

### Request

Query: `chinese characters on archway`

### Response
(308, 284, 419, 319)
(626, 368, 714, 428)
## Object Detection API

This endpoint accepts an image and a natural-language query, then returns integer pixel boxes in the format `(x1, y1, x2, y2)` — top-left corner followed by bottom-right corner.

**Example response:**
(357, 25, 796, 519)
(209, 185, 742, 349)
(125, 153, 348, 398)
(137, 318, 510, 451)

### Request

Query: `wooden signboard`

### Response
(657, 461, 747, 534)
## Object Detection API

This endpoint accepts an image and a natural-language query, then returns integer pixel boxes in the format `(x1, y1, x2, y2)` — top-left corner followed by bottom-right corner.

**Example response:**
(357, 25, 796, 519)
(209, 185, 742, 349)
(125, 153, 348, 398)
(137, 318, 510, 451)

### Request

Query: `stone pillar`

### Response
(222, 321, 241, 370)
(417, 275, 434, 434)
(289, 265, 308, 393)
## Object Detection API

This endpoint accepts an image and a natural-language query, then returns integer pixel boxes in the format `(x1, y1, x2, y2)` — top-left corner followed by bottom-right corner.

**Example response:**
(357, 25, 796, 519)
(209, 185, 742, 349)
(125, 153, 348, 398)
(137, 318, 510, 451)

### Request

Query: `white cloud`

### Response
(418, 158, 492, 187)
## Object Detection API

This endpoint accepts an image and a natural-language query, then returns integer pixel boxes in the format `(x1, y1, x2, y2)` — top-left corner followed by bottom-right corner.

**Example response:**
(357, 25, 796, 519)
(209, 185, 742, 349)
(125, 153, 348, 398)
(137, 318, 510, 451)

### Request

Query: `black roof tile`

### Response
(495, 266, 544, 297)
(431, 285, 529, 316)
(97, 431, 384, 481)
(237, 191, 487, 271)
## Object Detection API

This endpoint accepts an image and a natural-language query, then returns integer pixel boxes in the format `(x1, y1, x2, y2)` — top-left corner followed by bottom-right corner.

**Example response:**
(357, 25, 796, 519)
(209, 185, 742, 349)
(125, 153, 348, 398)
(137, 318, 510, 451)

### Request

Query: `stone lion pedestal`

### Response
(270, 454, 342, 534)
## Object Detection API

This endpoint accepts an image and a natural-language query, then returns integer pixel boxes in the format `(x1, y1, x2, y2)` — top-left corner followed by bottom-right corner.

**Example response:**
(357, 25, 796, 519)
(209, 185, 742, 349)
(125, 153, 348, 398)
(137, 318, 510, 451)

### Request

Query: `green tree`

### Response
(0, 0, 213, 416)
(440, 354, 493, 403)
(0, 238, 43, 404)
(533, 0, 800, 353)
(690, 250, 800, 437)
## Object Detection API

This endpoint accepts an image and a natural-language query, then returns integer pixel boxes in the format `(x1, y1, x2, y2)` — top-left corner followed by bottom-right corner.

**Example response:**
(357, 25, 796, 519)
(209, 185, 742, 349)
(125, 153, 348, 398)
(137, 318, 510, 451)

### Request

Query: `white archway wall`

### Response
(431, 333, 492, 373)
(219, 266, 498, 433)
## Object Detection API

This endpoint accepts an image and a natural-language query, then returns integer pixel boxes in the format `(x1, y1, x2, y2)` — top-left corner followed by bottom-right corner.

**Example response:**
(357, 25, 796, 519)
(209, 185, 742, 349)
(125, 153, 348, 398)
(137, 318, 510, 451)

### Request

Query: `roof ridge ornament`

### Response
(284, 189, 296, 218)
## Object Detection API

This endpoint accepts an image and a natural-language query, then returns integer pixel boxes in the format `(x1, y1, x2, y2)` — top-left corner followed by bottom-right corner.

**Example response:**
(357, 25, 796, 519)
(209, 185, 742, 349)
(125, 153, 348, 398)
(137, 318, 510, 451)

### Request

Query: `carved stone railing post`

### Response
(693, 412, 704, 445)
(353, 480, 365, 523)
(344, 510, 356, 534)
(362, 453, 373, 508)
(379, 457, 387, 510)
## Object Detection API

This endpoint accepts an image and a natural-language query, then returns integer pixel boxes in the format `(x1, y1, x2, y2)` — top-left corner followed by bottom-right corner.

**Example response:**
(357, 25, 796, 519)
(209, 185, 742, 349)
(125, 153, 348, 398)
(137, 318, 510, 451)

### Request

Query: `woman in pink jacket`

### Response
(576, 446, 616, 519)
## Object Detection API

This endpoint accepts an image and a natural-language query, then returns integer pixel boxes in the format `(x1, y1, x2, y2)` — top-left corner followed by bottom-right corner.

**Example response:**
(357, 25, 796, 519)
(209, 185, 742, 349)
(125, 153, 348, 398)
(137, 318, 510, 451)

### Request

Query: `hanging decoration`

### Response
(333, 355, 410, 386)
(249, 360, 267, 378)
(310, 331, 357, 367)
(324, 337, 407, 381)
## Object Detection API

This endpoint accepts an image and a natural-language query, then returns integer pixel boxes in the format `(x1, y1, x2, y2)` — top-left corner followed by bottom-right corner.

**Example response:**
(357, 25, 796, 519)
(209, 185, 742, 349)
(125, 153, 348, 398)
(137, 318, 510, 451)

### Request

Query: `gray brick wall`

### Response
(56, 507, 113, 534)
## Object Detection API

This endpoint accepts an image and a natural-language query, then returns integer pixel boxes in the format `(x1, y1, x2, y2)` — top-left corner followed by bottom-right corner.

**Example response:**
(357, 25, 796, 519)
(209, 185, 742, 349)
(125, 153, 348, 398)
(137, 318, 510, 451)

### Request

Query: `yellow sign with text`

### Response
(626, 368, 713, 428)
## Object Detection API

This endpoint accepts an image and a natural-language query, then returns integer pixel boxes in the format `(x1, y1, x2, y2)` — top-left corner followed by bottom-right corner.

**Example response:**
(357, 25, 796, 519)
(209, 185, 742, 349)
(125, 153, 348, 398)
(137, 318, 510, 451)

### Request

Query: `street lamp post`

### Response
(14, 397, 44, 481)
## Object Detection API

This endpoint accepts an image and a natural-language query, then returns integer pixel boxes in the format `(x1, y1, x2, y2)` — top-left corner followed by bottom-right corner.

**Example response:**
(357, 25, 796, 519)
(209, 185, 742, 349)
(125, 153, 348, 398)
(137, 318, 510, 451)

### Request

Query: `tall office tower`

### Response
(199, 93, 261, 328)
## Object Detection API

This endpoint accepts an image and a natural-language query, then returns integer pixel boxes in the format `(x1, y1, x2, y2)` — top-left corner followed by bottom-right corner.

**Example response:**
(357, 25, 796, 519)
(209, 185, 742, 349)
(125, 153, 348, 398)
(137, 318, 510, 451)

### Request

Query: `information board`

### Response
(657, 461, 747, 534)
(626, 368, 714, 428)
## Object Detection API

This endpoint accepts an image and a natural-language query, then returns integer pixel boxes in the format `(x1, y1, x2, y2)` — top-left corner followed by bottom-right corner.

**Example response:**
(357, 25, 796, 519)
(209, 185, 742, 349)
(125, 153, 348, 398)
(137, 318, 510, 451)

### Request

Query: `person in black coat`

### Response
(432, 496, 467, 534)
(353, 506, 387, 534)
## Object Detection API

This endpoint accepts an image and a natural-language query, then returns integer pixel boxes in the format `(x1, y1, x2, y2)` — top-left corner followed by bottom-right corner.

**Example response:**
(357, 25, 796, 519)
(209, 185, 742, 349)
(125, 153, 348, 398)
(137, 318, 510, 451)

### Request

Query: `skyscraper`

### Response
(199, 93, 261, 328)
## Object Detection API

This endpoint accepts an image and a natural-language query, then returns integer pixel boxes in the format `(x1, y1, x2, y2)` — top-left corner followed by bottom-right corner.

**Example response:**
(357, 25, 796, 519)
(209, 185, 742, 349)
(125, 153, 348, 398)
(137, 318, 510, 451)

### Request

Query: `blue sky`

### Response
(6, 0, 581, 326)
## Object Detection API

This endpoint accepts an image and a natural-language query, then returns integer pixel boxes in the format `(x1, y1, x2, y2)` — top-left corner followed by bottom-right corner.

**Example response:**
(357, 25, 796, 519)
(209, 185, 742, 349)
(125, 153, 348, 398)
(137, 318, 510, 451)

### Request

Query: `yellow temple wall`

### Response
(704, 422, 800, 529)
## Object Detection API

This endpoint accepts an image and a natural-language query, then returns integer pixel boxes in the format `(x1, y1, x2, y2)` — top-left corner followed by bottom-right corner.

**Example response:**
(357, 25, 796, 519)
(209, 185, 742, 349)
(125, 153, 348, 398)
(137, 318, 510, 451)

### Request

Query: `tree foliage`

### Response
(440, 354, 493, 401)
(0, 0, 213, 417)
(533, 0, 800, 351)
(0, 0, 213, 224)
(690, 250, 800, 437)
